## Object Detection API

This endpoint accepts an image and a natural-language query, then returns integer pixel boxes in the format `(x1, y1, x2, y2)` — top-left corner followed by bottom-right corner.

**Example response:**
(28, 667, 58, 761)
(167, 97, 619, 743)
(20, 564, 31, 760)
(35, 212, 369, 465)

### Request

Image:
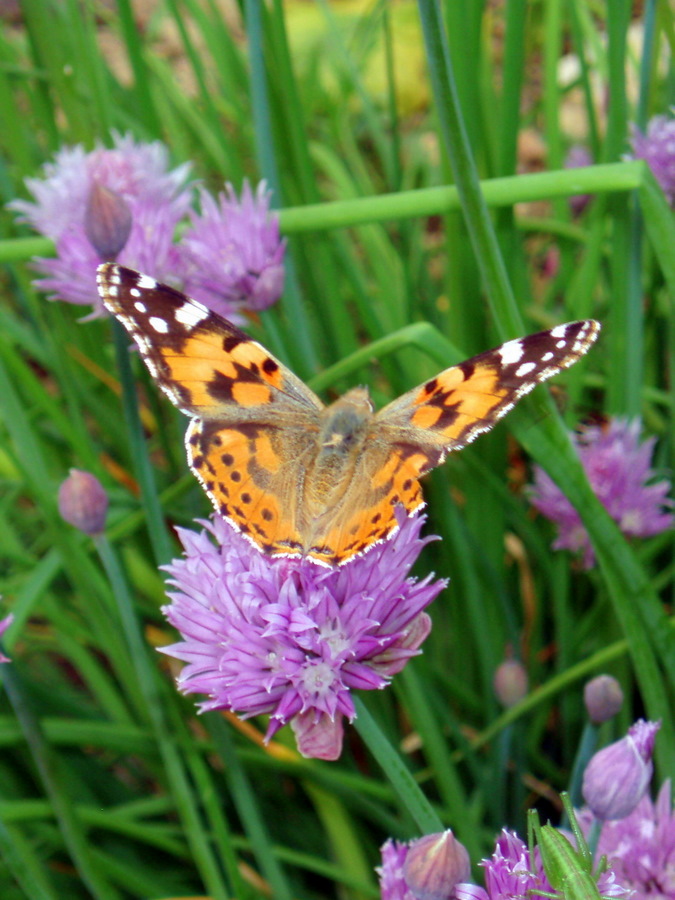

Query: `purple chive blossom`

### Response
(378, 832, 471, 900)
(582, 719, 661, 821)
(529, 419, 674, 568)
(160, 509, 445, 761)
(454, 829, 629, 900)
(0, 613, 14, 664)
(9, 132, 193, 317)
(378, 840, 416, 900)
(629, 113, 675, 207)
(177, 181, 285, 321)
(577, 779, 675, 899)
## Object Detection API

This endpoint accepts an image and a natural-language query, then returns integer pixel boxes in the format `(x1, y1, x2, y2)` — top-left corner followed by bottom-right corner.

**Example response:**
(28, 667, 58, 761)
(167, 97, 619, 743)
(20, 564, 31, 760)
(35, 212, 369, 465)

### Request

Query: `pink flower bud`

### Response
(583, 675, 623, 724)
(0, 613, 14, 664)
(58, 469, 108, 535)
(582, 719, 661, 820)
(403, 830, 472, 900)
(84, 181, 132, 260)
(493, 660, 528, 708)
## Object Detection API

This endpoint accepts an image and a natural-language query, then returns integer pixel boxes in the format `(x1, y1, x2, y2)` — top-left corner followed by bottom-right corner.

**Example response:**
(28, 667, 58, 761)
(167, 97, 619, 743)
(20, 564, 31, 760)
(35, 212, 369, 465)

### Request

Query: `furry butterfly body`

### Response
(98, 263, 599, 566)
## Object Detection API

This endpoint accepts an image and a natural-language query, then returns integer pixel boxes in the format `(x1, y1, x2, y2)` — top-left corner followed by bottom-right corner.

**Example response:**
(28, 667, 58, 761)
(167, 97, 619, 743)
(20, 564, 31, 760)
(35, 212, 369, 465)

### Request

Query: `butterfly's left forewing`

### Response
(96, 263, 323, 420)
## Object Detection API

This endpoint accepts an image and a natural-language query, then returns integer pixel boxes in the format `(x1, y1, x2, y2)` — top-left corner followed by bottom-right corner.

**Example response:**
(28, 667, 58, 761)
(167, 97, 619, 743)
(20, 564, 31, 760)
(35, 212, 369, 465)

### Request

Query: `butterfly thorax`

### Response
(303, 387, 374, 514)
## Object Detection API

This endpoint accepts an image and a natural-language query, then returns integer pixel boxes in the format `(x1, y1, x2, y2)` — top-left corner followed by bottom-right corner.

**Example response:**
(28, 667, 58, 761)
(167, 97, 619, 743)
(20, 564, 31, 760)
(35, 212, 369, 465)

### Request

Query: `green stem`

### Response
(353, 697, 443, 834)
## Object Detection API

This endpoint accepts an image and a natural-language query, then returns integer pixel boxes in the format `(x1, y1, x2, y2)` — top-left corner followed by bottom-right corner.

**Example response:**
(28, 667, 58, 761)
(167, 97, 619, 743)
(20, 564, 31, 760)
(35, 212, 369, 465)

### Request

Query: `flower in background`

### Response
(528, 419, 674, 568)
(582, 719, 661, 821)
(58, 469, 109, 536)
(493, 658, 528, 708)
(0, 613, 14, 664)
(9, 132, 193, 316)
(160, 509, 445, 761)
(178, 181, 285, 321)
(565, 144, 594, 215)
(584, 674, 624, 725)
(378, 831, 471, 900)
(578, 779, 675, 900)
(454, 829, 629, 900)
(629, 113, 675, 207)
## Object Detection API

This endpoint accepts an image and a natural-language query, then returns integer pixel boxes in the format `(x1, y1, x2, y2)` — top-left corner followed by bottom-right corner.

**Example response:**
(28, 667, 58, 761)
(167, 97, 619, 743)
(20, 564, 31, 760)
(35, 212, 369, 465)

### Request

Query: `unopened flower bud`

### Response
(403, 830, 471, 900)
(84, 181, 132, 260)
(584, 675, 623, 724)
(0, 613, 14, 664)
(582, 719, 661, 820)
(494, 659, 528, 708)
(58, 469, 108, 535)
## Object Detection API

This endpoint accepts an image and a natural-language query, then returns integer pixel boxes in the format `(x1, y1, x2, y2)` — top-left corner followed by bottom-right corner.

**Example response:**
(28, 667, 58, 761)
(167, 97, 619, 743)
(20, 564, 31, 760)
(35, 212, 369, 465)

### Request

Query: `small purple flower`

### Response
(493, 659, 528, 708)
(584, 674, 624, 725)
(630, 113, 675, 207)
(160, 510, 445, 760)
(578, 779, 675, 899)
(0, 613, 14, 664)
(178, 181, 285, 321)
(378, 832, 471, 900)
(454, 829, 629, 900)
(9, 132, 193, 317)
(58, 469, 108, 536)
(529, 419, 674, 568)
(582, 719, 661, 821)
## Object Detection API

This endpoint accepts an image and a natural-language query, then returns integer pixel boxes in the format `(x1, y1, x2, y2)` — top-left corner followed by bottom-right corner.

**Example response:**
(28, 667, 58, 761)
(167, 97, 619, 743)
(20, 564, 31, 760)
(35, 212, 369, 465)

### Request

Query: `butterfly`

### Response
(97, 263, 600, 567)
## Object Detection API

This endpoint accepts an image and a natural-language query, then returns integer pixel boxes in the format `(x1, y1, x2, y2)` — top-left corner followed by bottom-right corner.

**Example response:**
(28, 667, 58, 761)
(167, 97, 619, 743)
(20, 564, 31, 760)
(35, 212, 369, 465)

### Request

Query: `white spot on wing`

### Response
(175, 301, 210, 328)
(498, 339, 524, 366)
(515, 361, 537, 377)
(136, 274, 158, 289)
(134, 301, 147, 313)
(149, 316, 169, 334)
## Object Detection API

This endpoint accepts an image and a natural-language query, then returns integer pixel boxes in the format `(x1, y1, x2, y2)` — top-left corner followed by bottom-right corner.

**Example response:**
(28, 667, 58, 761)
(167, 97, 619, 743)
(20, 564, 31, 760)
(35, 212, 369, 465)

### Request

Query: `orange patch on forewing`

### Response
(231, 382, 272, 406)
(410, 405, 445, 429)
(229, 341, 283, 387)
(413, 367, 465, 404)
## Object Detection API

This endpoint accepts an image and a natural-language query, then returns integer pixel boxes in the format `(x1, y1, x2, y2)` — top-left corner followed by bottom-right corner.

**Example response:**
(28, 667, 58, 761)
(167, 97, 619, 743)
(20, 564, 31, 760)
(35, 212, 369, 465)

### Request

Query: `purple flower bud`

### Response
(582, 719, 661, 820)
(493, 659, 528, 708)
(583, 675, 624, 724)
(403, 830, 472, 900)
(84, 181, 132, 260)
(58, 469, 108, 535)
(0, 613, 14, 664)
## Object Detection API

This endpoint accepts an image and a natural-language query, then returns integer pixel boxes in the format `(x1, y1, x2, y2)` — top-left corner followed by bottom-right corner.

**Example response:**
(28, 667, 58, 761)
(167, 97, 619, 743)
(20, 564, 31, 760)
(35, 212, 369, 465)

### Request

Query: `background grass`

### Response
(0, 1, 673, 898)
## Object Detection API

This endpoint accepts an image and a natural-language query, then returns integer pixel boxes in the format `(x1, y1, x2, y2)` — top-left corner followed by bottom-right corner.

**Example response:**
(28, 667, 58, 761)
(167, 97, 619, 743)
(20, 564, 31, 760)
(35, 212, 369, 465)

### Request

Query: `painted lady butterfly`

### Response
(97, 263, 599, 566)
